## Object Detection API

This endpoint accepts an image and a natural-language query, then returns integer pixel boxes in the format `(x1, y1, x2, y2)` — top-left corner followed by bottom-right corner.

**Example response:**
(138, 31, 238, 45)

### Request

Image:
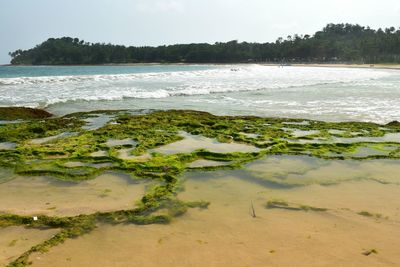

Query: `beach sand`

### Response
(30, 169, 400, 267)
(263, 63, 400, 70)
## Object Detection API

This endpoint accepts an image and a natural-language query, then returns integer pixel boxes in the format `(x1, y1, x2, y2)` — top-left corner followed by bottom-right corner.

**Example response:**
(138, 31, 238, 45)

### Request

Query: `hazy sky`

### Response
(1, 0, 400, 64)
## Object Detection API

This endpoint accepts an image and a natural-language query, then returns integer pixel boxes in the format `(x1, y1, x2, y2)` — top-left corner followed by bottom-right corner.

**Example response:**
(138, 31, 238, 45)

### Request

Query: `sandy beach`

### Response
(262, 63, 400, 70)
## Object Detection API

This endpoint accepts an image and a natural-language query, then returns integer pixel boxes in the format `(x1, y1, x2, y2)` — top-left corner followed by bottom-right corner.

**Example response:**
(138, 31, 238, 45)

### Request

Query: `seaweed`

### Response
(358, 211, 382, 219)
(265, 200, 327, 212)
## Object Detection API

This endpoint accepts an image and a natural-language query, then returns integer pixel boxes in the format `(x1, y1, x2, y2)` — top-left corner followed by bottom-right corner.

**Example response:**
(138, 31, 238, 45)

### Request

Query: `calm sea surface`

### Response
(0, 64, 399, 123)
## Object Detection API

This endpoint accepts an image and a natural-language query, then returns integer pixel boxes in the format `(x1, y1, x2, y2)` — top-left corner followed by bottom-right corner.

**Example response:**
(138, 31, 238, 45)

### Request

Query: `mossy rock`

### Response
(0, 107, 52, 120)
(386, 120, 400, 127)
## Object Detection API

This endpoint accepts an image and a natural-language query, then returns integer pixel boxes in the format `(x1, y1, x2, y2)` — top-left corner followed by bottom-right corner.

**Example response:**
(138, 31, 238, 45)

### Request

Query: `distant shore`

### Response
(276, 63, 400, 70)
(2, 62, 400, 70)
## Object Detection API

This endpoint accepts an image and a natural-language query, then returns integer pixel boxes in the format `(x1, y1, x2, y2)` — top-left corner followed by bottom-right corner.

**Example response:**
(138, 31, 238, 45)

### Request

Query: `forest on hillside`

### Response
(9, 23, 400, 65)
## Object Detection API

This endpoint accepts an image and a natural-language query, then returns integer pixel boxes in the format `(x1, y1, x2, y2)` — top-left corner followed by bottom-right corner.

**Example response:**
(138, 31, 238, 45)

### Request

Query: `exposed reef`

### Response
(1, 109, 400, 266)
(0, 107, 52, 120)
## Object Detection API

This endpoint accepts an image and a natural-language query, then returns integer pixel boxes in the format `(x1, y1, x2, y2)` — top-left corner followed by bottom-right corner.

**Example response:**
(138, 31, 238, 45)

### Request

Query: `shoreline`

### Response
(1, 64, 399, 125)
(0, 107, 398, 126)
(281, 63, 400, 71)
(2, 62, 400, 70)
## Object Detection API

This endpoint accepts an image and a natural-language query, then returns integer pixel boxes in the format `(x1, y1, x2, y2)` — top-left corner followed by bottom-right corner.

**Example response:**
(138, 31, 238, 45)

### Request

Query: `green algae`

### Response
(0, 117, 84, 143)
(1, 109, 400, 266)
(1, 109, 400, 189)
(3, 109, 399, 175)
(265, 200, 328, 212)
(358, 211, 383, 219)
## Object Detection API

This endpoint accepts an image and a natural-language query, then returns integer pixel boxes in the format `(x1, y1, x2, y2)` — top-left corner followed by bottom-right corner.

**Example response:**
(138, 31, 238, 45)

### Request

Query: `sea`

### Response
(0, 64, 399, 123)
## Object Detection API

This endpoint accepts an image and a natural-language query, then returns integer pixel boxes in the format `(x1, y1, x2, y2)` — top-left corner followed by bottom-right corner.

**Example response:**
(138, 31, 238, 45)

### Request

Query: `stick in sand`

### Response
(251, 200, 256, 218)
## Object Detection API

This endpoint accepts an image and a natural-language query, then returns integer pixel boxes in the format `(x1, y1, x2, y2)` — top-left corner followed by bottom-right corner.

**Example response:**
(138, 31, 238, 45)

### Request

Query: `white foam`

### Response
(0, 65, 391, 108)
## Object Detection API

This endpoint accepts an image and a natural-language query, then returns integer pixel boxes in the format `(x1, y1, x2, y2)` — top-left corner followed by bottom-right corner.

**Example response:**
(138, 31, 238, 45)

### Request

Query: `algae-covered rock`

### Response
(386, 120, 400, 127)
(0, 107, 52, 120)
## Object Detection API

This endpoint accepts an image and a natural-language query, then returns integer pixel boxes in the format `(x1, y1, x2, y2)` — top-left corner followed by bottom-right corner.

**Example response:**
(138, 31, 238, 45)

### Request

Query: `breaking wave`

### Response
(0, 65, 391, 108)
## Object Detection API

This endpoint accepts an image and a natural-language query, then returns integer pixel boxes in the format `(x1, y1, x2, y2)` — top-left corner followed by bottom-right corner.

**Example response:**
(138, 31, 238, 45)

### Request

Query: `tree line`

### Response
(9, 23, 400, 65)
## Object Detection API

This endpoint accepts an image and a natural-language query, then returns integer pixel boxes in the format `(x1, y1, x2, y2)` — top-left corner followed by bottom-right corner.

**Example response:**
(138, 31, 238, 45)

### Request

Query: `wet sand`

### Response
(151, 131, 260, 154)
(264, 63, 400, 70)
(245, 156, 400, 186)
(0, 226, 58, 266)
(30, 164, 400, 266)
(0, 172, 147, 216)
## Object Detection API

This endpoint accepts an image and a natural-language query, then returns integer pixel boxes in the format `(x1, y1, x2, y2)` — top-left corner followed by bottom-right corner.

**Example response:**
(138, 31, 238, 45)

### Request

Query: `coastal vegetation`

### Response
(9, 23, 400, 65)
(1, 108, 400, 265)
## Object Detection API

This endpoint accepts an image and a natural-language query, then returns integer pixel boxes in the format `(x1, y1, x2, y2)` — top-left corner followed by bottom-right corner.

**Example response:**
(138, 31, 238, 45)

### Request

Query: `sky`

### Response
(1, 0, 400, 64)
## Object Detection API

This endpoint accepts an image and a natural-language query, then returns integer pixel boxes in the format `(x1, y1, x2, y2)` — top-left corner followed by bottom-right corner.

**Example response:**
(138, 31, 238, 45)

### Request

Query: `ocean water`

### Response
(1, 64, 399, 123)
